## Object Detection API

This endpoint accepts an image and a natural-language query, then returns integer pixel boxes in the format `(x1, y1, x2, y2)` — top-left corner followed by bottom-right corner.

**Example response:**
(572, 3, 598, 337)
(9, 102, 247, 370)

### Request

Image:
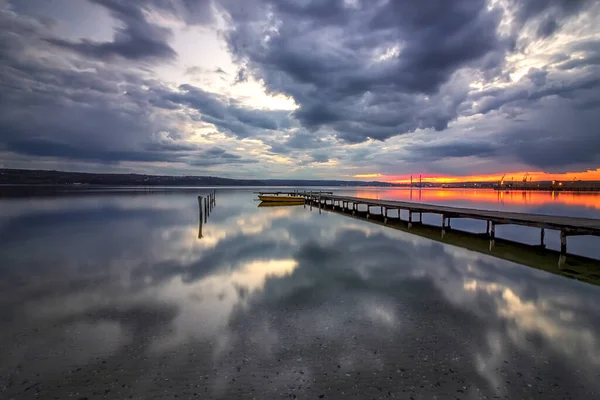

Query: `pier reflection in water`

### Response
(1, 189, 600, 399)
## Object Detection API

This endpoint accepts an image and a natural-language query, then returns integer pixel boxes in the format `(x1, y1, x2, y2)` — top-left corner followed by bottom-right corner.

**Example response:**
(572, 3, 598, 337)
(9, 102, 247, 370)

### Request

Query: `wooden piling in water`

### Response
(204, 197, 208, 223)
(198, 196, 203, 238)
(540, 228, 545, 248)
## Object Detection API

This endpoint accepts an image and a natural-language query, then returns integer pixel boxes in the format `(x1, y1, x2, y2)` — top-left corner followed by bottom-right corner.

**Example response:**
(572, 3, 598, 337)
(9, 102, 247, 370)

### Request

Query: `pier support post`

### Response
(441, 215, 446, 238)
(559, 230, 568, 268)
(352, 203, 356, 215)
(419, 212, 422, 223)
(489, 222, 496, 250)
(384, 208, 388, 224)
(560, 230, 567, 254)
(366, 205, 370, 219)
(447, 218, 451, 229)
(408, 212, 413, 229)
(540, 228, 545, 248)
(486, 220, 490, 236)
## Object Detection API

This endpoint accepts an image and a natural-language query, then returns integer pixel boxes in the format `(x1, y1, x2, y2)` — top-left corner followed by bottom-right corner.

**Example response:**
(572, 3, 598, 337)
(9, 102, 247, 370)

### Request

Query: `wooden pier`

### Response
(312, 201, 600, 285)
(299, 192, 600, 262)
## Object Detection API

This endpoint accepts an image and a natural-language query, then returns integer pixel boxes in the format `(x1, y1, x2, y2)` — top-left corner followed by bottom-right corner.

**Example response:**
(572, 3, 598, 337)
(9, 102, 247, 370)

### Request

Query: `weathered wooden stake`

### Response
(198, 196, 203, 239)
(204, 197, 208, 223)
(486, 220, 490, 235)
(366, 205, 370, 219)
(489, 222, 496, 250)
(560, 230, 567, 255)
(408, 212, 412, 229)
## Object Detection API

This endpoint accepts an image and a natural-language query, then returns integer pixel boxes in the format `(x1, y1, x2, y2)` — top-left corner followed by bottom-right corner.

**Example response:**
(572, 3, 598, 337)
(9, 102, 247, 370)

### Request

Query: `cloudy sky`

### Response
(1, 0, 599, 181)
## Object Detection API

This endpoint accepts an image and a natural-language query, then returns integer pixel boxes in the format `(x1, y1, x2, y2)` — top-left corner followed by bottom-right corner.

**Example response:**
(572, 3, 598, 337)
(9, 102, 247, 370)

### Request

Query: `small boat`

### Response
(258, 194, 304, 203)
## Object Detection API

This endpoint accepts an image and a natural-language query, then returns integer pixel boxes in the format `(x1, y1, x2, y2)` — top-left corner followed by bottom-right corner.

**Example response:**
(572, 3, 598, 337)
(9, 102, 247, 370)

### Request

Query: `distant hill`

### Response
(0, 168, 401, 187)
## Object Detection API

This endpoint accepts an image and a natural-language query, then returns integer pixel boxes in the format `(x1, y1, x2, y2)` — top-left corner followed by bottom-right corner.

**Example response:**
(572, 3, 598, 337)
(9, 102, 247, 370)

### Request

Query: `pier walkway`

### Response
(296, 192, 600, 257)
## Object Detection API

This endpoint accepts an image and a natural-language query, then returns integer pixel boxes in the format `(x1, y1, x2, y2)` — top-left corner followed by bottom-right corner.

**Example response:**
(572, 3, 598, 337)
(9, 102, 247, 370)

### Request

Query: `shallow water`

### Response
(1, 188, 600, 399)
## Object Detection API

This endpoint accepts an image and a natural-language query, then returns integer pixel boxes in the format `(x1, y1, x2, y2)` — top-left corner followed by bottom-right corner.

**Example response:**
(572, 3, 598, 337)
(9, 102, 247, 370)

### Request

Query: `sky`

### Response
(1, 0, 600, 182)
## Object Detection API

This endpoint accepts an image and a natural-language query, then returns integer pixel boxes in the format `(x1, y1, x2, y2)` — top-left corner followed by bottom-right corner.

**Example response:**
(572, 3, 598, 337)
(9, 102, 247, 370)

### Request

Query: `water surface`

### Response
(1, 188, 600, 399)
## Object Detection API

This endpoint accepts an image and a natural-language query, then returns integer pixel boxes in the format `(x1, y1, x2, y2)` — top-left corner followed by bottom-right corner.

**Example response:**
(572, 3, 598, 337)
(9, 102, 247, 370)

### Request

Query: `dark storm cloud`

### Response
(511, 0, 594, 26)
(435, 62, 600, 170)
(310, 152, 329, 163)
(264, 130, 338, 166)
(0, 3, 261, 167)
(4, 138, 180, 163)
(46, 0, 177, 62)
(499, 105, 600, 170)
(221, 0, 507, 143)
(470, 69, 600, 116)
(157, 84, 292, 138)
(537, 16, 559, 38)
(407, 141, 498, 162)
(507, 0, 598, 41)
(187, 146, 258, 167)
(558, 39, 600, 70)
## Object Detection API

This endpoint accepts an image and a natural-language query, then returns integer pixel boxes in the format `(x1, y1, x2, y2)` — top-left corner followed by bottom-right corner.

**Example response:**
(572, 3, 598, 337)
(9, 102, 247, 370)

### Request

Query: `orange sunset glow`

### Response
(353, 169, 600, 183)
(352, 188, 600, 210)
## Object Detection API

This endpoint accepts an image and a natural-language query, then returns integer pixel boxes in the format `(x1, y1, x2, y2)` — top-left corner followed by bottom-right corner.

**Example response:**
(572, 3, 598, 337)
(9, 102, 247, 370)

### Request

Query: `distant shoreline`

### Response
(2, 168, 600, 191)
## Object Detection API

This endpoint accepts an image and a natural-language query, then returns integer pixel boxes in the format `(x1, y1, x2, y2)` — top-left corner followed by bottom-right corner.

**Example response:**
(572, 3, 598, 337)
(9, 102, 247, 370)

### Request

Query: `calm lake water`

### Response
(1, 188, 600, 399)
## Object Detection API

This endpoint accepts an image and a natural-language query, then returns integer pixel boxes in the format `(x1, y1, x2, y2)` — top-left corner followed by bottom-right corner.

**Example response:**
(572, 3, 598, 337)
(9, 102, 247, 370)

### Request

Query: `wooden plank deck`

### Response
(307, 194, 600, 235)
